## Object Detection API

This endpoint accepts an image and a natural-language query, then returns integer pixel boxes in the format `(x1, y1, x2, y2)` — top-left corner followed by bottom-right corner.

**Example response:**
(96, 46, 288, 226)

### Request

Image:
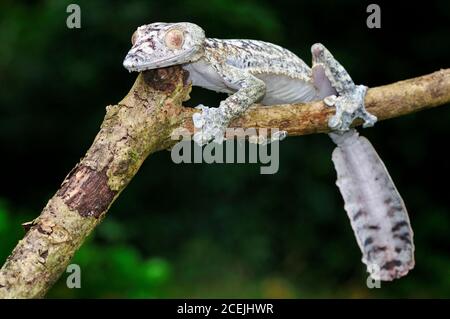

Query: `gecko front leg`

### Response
(311, 43, 377, 131)
(193, 66, 266, 145)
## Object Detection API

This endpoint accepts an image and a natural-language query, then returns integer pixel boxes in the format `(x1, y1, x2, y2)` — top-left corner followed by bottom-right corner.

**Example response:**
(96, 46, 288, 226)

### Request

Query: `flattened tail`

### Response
(329, 129, 415, 281)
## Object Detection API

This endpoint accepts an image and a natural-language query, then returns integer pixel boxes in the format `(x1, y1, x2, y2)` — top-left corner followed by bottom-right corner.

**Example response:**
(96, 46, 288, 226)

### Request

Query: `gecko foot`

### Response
(248, 130, 287, 145)
(325, 85, 377, 131)
(193, 105, 228, 145)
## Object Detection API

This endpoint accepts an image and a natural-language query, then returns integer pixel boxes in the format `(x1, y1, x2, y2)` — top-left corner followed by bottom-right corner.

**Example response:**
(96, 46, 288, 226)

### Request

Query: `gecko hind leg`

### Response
(312, 51, 414, 280)
(311, 43, 377, 131)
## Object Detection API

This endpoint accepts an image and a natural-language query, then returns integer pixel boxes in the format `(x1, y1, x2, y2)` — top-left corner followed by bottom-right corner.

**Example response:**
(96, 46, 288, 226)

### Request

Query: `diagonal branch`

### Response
(0, 67, 449, 298)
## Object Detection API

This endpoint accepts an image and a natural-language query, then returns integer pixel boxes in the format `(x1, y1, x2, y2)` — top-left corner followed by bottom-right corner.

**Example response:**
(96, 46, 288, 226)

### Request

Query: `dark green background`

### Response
(0, 0, 449, 298)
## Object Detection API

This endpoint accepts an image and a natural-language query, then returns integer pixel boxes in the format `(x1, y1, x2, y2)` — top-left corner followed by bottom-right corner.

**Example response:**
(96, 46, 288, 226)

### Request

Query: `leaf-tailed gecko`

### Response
(123, 22, 414, 281)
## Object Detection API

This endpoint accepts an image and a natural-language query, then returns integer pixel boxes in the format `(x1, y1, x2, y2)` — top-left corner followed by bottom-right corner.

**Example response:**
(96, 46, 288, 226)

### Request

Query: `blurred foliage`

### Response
(0, 0, 449, 298)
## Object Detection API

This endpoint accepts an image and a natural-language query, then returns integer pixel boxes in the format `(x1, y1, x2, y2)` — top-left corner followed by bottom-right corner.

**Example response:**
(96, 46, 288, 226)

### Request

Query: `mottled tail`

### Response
(329, 129, 414, 281)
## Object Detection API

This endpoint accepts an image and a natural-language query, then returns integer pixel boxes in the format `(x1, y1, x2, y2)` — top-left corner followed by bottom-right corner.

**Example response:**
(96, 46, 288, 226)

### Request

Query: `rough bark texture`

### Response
(0, 67, 449, 298)
(0, 66, 191, 298)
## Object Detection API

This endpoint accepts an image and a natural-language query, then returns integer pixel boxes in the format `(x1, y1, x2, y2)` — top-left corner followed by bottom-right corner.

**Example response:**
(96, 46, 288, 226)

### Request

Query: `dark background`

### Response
(0, 0, 449, 298)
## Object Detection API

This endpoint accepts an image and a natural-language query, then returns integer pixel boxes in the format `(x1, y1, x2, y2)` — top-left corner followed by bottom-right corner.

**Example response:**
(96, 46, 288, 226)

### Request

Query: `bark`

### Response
(0, 67, 449, 298)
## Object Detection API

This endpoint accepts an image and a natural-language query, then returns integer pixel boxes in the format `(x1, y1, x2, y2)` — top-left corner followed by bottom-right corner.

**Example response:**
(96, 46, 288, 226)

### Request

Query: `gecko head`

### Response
(123, 22, 205, 72)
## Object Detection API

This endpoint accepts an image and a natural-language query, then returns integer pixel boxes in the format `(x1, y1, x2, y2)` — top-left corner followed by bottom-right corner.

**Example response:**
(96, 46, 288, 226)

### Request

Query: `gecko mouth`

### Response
(122, 56, 160, 72)
(123, 56, 184, 72)
(123, 56, 175, 72)
(123, 47, 200, 72)
(123, 62, 152, 73)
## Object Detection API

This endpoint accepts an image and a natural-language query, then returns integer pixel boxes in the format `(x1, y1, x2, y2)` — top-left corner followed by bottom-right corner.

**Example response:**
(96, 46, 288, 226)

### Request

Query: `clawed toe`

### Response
(361, 112, 377, 128)
(324, 95, 337, 107)
(192, 105, 227, 145)
(325, 85, 376, 132)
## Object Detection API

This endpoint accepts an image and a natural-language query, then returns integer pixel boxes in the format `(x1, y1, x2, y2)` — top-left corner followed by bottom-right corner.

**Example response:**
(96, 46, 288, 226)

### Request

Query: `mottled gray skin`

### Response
(123, 22, 376, 144)
(330, 130, 414, 281)
(123, 22, 414, 281)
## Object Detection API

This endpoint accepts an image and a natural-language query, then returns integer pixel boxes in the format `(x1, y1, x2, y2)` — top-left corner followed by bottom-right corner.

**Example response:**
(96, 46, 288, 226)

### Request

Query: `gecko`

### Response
(123, 22, 414, 281)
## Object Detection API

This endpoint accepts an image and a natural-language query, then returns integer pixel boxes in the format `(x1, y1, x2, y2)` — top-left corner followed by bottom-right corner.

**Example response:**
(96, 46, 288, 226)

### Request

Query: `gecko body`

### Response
(185, 38, 317, 104)
(123, 22, 414, 281)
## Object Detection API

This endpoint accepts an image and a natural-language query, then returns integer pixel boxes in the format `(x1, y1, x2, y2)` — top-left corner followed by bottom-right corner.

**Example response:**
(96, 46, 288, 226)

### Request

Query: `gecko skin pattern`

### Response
(123, 22, 414, 281)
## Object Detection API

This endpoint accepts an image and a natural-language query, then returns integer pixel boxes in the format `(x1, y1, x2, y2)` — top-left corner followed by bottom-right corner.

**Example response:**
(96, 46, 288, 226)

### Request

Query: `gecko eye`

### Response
(164, 29, 184, 50)
(131, 31, 138, 46)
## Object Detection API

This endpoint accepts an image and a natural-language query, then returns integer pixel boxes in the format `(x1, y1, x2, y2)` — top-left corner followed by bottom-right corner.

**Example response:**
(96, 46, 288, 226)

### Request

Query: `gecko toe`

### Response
(324, 95, 337, 107)
(328, 115, 343, 130)
(192, 112, 205, 129)
(362, 113, 378, 128)
(271, 130, 287, 142)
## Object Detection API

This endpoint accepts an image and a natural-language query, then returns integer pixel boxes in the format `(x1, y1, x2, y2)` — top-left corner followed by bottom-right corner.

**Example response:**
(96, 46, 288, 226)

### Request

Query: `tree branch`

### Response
(180, 68, 450, 137)
(0, 67, 449, 298)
